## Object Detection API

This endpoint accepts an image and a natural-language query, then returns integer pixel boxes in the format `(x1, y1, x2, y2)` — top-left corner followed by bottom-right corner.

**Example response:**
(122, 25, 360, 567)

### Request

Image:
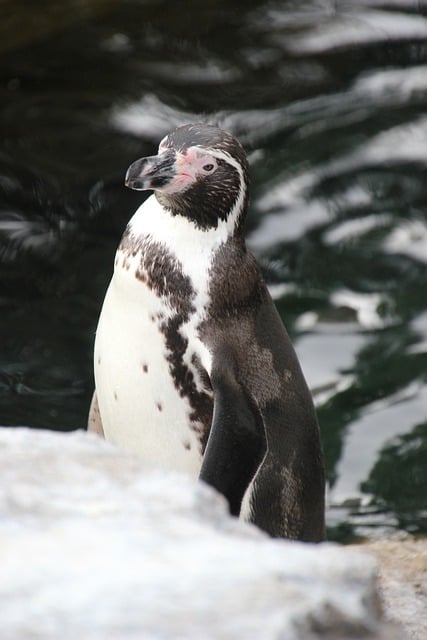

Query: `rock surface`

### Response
(352, 538, 427, 640)
(0, 427, 404, 640)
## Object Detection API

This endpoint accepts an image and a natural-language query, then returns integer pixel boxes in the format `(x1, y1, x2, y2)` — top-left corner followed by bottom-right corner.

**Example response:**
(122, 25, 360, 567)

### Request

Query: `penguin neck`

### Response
(128, 193, 243, 265)
(155, 185, 246, 235)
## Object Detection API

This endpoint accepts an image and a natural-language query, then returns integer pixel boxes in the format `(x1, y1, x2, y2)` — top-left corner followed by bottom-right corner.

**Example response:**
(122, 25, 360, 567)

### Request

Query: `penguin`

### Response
(88, 123, 325, 541)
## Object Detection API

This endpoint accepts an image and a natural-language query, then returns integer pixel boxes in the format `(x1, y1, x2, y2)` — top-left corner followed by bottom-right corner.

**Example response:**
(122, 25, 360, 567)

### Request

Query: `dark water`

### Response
(1, 0, 426, 541)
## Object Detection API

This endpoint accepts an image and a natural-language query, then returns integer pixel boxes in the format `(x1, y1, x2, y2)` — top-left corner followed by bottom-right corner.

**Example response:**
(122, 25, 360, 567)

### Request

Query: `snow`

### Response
(0, 427, 403, 640)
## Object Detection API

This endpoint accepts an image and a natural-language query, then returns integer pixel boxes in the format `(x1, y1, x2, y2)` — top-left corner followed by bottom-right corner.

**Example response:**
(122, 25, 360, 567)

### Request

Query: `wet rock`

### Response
(0, 427, 403, 640)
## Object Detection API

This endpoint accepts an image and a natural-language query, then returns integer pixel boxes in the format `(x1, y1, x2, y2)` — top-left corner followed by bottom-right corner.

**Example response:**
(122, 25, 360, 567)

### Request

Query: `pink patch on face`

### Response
(184, 147, 200, 164)
(160, 147, 218, 194)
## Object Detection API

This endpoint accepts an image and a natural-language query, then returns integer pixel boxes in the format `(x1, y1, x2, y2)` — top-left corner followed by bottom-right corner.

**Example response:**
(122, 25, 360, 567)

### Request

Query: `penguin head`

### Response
(125, 123, 249, 231)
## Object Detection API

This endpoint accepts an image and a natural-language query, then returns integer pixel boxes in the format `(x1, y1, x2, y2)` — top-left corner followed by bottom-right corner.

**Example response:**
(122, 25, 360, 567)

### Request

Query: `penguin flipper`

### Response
(199, 359, 266, 516)
(87, 391, 105, 437)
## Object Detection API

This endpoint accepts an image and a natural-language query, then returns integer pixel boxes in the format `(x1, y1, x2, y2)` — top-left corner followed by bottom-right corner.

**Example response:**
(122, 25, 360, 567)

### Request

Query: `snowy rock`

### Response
(0, 427, 402, 640)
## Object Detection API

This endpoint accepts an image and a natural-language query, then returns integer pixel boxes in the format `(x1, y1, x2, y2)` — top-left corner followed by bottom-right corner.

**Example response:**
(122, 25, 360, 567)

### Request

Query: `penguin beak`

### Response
(125, 149, 176, 191)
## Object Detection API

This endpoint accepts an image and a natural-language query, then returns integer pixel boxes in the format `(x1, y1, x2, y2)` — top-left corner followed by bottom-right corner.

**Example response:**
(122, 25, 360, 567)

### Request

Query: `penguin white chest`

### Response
(94, 238, 213, 475)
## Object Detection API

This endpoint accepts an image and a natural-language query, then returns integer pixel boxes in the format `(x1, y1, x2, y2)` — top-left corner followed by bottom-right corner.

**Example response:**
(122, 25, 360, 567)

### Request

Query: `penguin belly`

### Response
(94, 260, 204, 475)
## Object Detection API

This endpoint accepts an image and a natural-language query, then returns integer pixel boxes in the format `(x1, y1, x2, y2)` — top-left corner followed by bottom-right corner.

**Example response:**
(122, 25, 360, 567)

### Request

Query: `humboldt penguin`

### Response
(89, 123, 325, 541)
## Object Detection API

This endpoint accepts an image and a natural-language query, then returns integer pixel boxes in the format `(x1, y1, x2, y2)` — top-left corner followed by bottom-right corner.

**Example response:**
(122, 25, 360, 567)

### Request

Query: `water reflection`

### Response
(1, 0, 427, 540)
(361, 421, 427, 533)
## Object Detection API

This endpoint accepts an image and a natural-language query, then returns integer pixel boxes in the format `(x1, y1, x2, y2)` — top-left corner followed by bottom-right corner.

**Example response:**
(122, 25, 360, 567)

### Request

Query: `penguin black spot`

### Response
(120, 230, 195, 314)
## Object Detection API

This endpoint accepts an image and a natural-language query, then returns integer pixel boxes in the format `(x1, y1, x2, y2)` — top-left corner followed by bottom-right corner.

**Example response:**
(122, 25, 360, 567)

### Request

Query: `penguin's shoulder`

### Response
(207, 240, 268, 316)
(202, 239, 284, 355)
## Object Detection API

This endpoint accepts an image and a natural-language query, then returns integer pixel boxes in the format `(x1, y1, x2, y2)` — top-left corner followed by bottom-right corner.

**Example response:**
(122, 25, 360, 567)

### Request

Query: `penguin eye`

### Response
(203, 163, 215, 172)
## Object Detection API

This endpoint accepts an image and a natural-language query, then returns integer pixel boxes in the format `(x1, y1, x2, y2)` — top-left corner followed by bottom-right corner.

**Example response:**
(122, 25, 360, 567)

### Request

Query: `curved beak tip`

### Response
(124, 164, 145, 191)
(125, 178, 145, 191)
